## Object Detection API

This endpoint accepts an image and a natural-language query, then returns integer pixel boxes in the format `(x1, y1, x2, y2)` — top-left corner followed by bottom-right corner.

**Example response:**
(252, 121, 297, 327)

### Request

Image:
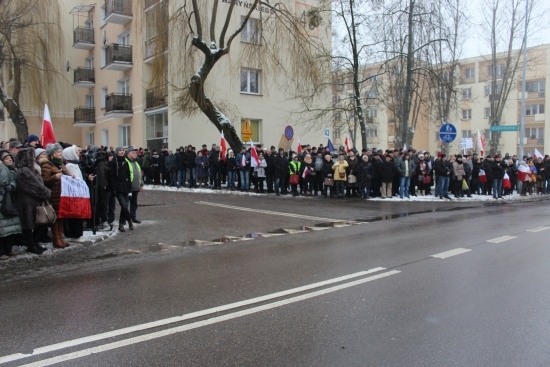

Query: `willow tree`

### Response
(143, 0, 330, 152)
(0, 0, 64, 141)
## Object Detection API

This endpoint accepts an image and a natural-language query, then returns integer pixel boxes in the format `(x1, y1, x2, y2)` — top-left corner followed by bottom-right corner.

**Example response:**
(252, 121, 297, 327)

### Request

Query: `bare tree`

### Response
(0, 0, 64, 141)
(143, 0, 330, 152)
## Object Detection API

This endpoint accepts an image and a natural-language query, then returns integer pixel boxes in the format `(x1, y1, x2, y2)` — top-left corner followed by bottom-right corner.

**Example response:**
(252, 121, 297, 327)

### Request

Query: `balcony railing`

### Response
(73, 67, 95, 87)
(146, 84, 168, 109)
(145, 33, 168, 61)
(73, 27, 94, 49)
(105, 93, 133, 118)
(105, 0, 133, 24)
(74, 107, 96, 126)
(104, 44, 133, 71)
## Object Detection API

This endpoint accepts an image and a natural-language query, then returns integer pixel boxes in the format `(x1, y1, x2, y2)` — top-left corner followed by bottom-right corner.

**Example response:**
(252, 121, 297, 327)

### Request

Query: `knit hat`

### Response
(440, 153, 446, 158)
(0, 150, 12, 161)
(115, 146, 124, 155)
(34, 148, 46, 158)
(27, 134, 40, 143)
(9, 140, 22, 149)
(494, 154, 501, 159)
(45, 143, 62, 157)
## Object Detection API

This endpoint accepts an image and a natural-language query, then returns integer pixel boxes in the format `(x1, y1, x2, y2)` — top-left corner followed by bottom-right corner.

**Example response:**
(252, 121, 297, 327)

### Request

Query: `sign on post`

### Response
(489, 125, 519, 132)
(459, 138, 473, 151)
(439, 123, 457, 143)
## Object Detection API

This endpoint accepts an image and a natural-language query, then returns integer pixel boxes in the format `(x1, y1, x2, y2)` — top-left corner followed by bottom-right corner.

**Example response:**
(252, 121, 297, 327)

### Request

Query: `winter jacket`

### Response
(0, 164, 22, 237)
(15, 148, 51, 230)
(41, 159, 70, 213)
(185, 151, 197, 168)
(176, 152, 186, 170)
(396, 158, 416, 178)
(332, 160, 349, 181)
(110, 156, 132, 194)
(321, 158, 334, 178)
(434, 159, 452, 177)
(452, 161, 466, 180)
(379, 160, 397, 182)
(265, 154, 276, 174)
(195, 155, 209, 178)
(254, 158, 268, 178)
(358, 162, 374, 183)
(491, 160, 507, 180)
(165, 154, 177, 173)
(226, 156, 238, 172)
(142, 152, 152, 169)
(274, 155, 288, 179)
(236, 152, 251, 170)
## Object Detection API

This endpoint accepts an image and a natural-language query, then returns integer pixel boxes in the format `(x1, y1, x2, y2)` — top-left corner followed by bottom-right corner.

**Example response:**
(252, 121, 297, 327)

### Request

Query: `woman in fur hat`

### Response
(14, 148, 51, 254)
(41, 143, 71, 248)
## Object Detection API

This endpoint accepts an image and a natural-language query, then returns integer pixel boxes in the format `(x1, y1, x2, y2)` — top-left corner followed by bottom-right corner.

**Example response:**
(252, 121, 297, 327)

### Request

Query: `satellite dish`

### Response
(102, 30, 107, 45)
(66, 61, 71, 72)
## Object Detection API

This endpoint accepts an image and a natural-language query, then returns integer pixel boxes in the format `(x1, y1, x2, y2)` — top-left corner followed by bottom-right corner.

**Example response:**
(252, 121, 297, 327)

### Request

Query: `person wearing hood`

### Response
(15, 148, 52, 254)
(0, 151, 23, 259)
(41, 143, 71, 248)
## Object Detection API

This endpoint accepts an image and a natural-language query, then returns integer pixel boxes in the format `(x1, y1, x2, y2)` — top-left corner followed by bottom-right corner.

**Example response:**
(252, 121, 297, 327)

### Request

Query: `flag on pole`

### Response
(220, 131, 227, 162)
(327, 139, 335, 153)
(297, 138, 302, 154)
(41, 104, 56, 147)
(250, 139, 260, 167)
(344, 135, 351, 153)
(477, 129, 485, 157)
(534, 148, 544, 159)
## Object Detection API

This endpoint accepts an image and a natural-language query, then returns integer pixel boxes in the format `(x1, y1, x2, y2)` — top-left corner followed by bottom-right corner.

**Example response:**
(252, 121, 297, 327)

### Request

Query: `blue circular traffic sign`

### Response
(439, 123, 457, 143)
(284, 125, 294, 140)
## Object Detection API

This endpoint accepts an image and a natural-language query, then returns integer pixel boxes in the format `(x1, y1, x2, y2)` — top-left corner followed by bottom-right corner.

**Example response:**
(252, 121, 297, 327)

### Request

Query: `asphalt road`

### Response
(1, 190, 549, 366)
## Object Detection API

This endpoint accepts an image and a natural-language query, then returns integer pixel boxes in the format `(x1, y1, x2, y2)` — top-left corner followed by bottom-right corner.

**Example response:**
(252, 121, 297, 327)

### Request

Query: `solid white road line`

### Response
(431, 248, 472, 259)
(0, 268, 386, 365)
(486, 235, 517, 243)
(17, 270, 401, 367)
(196, 201, 350, 223)
(526, 226, 550, 232)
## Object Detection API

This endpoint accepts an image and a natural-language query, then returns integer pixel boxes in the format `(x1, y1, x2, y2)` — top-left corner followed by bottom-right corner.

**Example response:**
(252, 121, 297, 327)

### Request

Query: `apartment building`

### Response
(333, 44, 550, 157)
(57, 0, 331, 151)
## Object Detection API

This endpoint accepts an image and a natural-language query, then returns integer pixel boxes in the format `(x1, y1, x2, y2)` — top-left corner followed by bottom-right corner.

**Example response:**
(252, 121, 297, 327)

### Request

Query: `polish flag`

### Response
(403, 143, 407, 152)
(479, 169, 487, 183)
(503, 173, 511, 189)
(58, 176, 91, 219)
(297, 138, 302, 154)
(241, 153, 247, 168)
(250, 140, 260, 167)
(220, 131, 227, 162)
(534, 148, 544, 159)
(518, 164, 530, 181)
(41, 104, 56, 147)
(302, 166, 310, 179)
(477, 129, 485, 157)
(344, 135, 351, 153)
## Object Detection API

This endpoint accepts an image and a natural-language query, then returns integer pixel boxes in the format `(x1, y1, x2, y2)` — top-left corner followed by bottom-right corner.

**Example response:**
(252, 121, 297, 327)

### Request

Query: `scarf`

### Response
(51, 157, 63, 169)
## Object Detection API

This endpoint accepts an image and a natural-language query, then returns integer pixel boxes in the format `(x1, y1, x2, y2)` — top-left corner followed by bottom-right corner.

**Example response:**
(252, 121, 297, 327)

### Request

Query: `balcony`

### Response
(145, 33, 168, 62)
(105, 93, 133, 118)
(74, 107, 96, 127)
(103, 44, 133, 71)
(104, 0, 133, 25)
(146, 84, 168, 109)
(73, 27, 95, 49)
(73, 67, 95, 88)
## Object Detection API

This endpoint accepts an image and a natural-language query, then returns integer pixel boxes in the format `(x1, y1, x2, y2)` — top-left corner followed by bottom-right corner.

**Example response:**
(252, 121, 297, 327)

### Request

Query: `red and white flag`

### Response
(41, 104, 56, 147)
(477, 129, 485, 157)
(297, 138, 302, 154)
(534, 148, 544, 159)
(518, 164, 530, 181)
(250, 140, 260, 167)
(479, 169, 487, 183)
(344, 135, 352, 153)
(220, 131, 227, 162)
(503, 173, 511, 189)
(58, 176, 91, 219)
(302, 166, 310, 179)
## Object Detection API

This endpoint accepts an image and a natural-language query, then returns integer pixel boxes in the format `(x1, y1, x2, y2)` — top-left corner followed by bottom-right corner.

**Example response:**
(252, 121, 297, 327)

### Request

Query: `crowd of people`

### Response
(0, 135, 143, 260)
(130, 143, 550, 200)
(2, 134, 549, 260)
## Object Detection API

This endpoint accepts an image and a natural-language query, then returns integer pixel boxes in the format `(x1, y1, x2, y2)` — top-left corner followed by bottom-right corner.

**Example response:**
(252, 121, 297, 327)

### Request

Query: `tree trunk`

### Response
(400, 0, 415, 149)
(188, 48, 244, 152)
(0, 84, 29, 142)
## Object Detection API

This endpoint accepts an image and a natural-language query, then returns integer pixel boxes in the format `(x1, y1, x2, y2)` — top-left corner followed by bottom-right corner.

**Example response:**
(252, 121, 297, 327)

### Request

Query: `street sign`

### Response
(324, 128, 330, 138)
(439, 123, 457, 143)
(459, 138, 473, 150)
(242, 118, 252, 141)
(490, 125, 519, 132)
(284, 125, 294, 140)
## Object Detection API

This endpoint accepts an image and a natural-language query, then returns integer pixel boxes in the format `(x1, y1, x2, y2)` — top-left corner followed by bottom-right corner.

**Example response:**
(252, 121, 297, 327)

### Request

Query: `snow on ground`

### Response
(145, 184, 547, 203)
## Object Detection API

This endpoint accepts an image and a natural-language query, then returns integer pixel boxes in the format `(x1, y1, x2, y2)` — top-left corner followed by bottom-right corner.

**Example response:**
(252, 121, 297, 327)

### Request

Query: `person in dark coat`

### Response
(185, 146, 197, 188)
(321, 154, 335, 198)
(109, 147, 135, 232)
(274, 148, 288, 196)
(15, 148, 51, 254)
(379, 155, 397, 199)
(225, 150, 238, 189)
(0, 151, 22, 259)
(195, 151, 209, 187)
(264, 149, 276, 193)
(175, 147, 186, 188)
(165, 150, 177, 186)
(358, 155, 374, 199)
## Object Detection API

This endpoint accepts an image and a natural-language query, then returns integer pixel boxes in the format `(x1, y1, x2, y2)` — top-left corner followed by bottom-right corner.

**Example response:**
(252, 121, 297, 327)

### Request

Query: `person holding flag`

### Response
(301, 153, 315, 196)
(253, 152, 267, 193)
(236, 146, 251, 191)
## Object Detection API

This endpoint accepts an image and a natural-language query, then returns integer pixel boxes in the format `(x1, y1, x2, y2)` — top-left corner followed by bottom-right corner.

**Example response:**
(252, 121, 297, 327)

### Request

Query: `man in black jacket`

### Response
(274, 148, 288, 196)
(434, 154, 452, 200)
(491, 154, 507, 199)
(175, 147, 186, 188)
(482, 155, 494, 195)
(265, 149, 276, 193)
(185, 146, 197, 188)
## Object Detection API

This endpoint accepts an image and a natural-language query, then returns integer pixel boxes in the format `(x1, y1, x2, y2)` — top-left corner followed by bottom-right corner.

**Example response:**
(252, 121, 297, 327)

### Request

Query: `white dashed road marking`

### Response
(431, 248, 472, 259)
(526, 226, 550, 232)
(486, 235, 517, 243)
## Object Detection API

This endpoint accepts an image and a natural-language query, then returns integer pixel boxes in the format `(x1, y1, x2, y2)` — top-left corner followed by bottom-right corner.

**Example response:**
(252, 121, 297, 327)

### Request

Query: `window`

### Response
(118, 78, 130, 94)
(100, 5, 106, 27)
(118, 32, 130, 46)
(240, 17, 260, 44)
(462, 88, 472, 99)
(485, 84, 502, 96)
(526, 80, 545, 93)
(441, 70, 451, 82)
(464, 67, 475, 79)
(366, 89, 377, 99)
(102, 129, 109, 146)
(333, 112, 341, 122)
(488, 63, 505, 78)
(525, 104, 544, 115)
(85, 94, 94, 108)
(86, 132, 94, 146)
(462, 130, 472, 138)
(367, 109, 377, 118)
(241, 118, 260, 143)
(146, 110, 168, 150)
(484, 107, 491, 118)
(85, 57, 94, 69)
(366, 129, 377, 138)
(100, 48, 106, 67)
(462, 109, 472, 120)
(118, 125, 131, 147)
(435, 88, 448, 100)
(101, 87, 108, 108)
(240, 68, 260, 94)
(525, 127, 544, 139)
(333, 130, 340, 140)
(336, 78, 344, 91)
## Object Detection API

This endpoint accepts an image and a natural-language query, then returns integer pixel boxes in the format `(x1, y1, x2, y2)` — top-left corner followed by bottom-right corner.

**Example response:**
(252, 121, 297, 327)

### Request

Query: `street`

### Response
(1, 190, 549, 366)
